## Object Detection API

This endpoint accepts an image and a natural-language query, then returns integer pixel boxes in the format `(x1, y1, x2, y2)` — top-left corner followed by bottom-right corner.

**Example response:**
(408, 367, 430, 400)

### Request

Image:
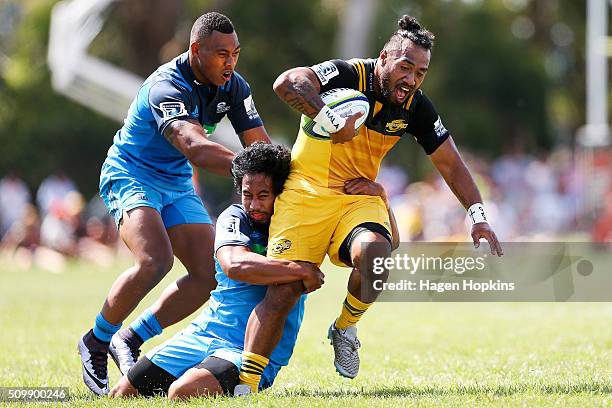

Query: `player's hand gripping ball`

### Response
(301, 88, 369, 139)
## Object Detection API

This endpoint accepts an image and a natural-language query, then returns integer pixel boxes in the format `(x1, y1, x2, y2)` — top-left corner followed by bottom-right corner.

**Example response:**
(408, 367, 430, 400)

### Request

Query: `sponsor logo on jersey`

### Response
(160, 101, 187, 120)
(312, 61, 339, 85)
(434, 116, 447, 138)
(385, 119, 408, 133)
(216, 102, 230, 114)
(191, 105, 199, 118)
(269, 238, 292, 255)
(243, 95, 260, 120)
(220, 217, 241, 240)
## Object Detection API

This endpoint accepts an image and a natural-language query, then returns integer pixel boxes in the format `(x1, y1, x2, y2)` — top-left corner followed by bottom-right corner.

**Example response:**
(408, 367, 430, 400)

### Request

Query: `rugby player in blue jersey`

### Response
(78, 12, 272, 395)
(107, 143, 325, 399)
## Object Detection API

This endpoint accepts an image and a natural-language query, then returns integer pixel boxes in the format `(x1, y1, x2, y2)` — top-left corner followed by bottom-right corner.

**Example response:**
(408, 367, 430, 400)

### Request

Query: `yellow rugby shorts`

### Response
(267, 188, 391, 267)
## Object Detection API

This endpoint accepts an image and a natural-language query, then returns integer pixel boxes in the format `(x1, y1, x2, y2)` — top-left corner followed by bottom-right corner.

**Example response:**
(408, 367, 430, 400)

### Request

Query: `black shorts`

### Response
(339, 222, 392, 266)
(128, 356, 239, 397)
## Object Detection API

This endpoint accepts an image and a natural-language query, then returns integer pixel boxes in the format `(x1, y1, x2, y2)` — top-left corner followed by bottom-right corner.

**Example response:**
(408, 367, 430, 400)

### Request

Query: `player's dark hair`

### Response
(190, 12, 234, 42)
(385, 15, 435, 51)
(232, 142, 291, 195)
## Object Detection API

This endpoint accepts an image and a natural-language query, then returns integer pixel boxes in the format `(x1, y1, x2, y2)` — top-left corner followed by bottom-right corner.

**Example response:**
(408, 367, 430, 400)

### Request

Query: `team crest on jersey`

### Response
(312, 61, 339, 85)
(269, 238, 292, 255)
(160, 101, 187, 120)
(385, 119, 408, 133)
(434, 116, 447, 138)
(243, 95, 260, 120)
(216, 102, 230, 114)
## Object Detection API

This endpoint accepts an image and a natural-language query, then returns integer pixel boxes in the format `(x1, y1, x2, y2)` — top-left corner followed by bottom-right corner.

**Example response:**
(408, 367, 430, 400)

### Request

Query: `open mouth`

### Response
(222, 70, 233, 81)
(394, 85, 411, 103)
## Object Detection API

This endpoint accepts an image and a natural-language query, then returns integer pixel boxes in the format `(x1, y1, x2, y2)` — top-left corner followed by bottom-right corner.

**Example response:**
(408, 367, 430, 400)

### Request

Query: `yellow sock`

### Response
(334, 291, 372, 330)
(238, 351, 269, 393)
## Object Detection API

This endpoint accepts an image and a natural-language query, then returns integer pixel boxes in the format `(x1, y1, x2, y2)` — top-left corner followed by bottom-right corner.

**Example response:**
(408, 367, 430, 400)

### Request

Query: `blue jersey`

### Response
(104, 52, 263, 191)
(191, 204, 306, 368)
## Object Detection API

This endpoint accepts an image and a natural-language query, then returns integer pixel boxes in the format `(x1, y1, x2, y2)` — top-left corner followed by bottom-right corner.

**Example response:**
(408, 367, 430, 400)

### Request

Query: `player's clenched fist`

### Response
(298, 261, 325, 293)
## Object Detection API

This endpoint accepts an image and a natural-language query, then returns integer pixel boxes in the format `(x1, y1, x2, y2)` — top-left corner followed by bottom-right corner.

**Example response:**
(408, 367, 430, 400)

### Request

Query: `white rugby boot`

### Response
(109, 329, 142, 375)
(77, 330, 109, 396)
(327, 323, 361, 379)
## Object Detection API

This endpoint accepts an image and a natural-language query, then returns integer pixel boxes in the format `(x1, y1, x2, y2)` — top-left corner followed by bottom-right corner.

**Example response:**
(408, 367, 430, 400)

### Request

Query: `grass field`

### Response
(2, 256, 612, 407)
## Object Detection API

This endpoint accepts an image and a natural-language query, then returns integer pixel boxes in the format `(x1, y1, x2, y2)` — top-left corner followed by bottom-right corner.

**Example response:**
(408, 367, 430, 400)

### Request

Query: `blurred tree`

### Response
(0, 0, 592, 206)
(0, 0, 117, 198)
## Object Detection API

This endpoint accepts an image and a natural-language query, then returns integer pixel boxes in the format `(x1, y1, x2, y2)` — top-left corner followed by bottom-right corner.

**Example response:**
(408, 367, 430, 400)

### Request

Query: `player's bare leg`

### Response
(328, 231, 390, 378)
(110, 223, 217, 374)
(347, 231, 391, 303)
(103, 208, 175, 323)
(236, 280, 304, 393)
(152, 223, 218, 326)
(79, 207, 173, 396)
(167, 366, 224, 400)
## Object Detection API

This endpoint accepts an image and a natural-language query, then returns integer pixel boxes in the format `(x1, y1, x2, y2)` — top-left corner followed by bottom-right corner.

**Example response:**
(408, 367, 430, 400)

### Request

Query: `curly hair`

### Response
(385, 15, 435, 51)
(190, 12, 234, 43)
(231, 142, 291, 195)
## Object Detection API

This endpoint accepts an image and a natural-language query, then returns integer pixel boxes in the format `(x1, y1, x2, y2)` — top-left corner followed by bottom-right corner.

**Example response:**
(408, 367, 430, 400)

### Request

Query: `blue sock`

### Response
(92, 313, 122, 343)
(130, 309, 163, 343)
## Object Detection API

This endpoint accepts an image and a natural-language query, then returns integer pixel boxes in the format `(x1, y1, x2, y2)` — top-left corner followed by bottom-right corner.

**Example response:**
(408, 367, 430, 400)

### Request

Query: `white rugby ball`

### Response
(301, 88, 370, 139)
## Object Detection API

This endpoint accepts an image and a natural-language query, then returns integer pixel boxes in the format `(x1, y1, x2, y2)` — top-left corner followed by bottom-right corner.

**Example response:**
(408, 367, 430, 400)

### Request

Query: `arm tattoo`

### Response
(282, 79, 324, 118)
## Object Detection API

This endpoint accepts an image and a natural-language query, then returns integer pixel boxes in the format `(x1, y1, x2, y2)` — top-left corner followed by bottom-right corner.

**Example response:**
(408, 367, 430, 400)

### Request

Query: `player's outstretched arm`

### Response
(273, 67, 362, 144)
(216, 245, 324, 291)
(164, 118, 235, 176)
(344, 178, 400, 250)
(429, 137, 503, 256)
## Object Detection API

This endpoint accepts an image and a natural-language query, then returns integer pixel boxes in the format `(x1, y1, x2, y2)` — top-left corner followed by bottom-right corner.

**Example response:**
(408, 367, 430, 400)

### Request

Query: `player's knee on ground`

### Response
(127, 356, 177, 397)
(263, 281, 303, 313)
(168, 357, 237, 400)
(109, 375, 139, 398)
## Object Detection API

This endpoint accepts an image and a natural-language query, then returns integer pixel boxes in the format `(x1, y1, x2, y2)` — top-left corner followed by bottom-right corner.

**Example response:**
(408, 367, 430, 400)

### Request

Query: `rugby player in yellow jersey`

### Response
(233, 15, 504, 394)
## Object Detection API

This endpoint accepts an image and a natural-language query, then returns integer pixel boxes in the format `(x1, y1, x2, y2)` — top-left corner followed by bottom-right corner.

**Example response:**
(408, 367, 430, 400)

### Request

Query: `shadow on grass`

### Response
(279, 380, 612, 399)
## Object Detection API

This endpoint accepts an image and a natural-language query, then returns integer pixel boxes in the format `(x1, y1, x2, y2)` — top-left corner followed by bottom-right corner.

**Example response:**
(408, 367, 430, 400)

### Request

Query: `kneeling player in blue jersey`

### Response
(78, 12, 273, 396)
(108, 142, 324, 399)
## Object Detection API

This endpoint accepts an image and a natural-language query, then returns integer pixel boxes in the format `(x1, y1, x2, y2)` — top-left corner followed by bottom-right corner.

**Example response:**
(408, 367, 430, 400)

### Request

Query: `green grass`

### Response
(1, 256, 612, 407)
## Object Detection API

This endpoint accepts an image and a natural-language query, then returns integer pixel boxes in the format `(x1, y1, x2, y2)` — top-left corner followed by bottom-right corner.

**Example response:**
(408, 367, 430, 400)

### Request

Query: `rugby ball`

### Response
(301, 88, 370, 139)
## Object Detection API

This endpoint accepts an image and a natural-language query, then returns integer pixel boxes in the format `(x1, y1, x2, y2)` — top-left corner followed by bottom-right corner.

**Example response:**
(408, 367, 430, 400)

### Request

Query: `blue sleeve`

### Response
(227, 74, 264, 133)
(214, 205, 252, 252)
(148, 79, 193, 136)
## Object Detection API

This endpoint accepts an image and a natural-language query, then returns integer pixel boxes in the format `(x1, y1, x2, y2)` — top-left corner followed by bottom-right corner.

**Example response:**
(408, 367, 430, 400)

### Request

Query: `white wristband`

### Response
(468, 203, 488, 224)
(314, 105, 346, 134)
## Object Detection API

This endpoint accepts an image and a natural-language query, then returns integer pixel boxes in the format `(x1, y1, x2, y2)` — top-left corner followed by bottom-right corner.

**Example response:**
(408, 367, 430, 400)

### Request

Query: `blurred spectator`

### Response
(0, 171, 31, 238)
(592, 190, 612, 244)
(1, 203, 40, 253)
(36, 170, 77, 216)
(386, 146, 588, 243)
(40, 190, 84, 256)
(378, 164, 409, 200)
